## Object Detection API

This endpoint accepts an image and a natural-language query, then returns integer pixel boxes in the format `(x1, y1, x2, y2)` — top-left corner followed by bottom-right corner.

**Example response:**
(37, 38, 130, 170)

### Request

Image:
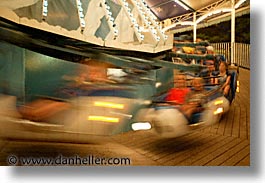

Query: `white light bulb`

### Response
(131, 18, 136, 23)
(43, 1, 48, 6)
(114, 29, 118, 35)
(110, 17, 114, 22)
(134, 23, 139, 29)
(79, 12, 84, 18)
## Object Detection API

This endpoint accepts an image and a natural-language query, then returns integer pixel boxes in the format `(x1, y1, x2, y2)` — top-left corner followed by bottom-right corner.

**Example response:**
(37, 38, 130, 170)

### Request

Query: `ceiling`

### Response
(144, 0, 222, 20)
(0, 0, 250, 53)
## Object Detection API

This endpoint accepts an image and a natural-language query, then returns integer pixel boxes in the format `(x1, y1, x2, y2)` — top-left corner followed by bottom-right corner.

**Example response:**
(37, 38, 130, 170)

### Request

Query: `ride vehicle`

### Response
(0, 45, 238, 142)
(132, 56, 239, 139)
(0, 41, 207, 142)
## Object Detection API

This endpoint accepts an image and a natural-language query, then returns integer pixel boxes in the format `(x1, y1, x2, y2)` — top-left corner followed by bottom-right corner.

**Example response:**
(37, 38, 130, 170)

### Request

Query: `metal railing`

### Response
(211, 42, 250, 69)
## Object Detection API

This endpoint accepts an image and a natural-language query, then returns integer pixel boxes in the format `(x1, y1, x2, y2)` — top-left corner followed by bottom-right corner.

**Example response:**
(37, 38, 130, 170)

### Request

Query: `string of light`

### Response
(137, 0, 168, 42)
(42, 0, 48, 20)
(76, 0, 86, 33)
(101, 0, 119, 40)
(119, 0, 145, 42)
(131, 0, 160, 42)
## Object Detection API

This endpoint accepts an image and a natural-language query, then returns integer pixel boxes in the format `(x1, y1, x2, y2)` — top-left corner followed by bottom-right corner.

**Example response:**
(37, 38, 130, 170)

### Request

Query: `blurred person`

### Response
(62, 58, 114, 87)
(179, 77, 207, 119)
(79, 58, 110, 84)
(18, 98, 70, 122)
(215, 61, 231, 96)
(206, 46, 215, 55)
(200, 60, 216, 84)
(166, 74, 190, 105)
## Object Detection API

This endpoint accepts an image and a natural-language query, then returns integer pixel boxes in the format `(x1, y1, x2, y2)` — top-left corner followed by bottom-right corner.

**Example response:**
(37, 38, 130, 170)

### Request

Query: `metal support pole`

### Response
(193, 12, 197, 43)
(231, 0, 235, 65)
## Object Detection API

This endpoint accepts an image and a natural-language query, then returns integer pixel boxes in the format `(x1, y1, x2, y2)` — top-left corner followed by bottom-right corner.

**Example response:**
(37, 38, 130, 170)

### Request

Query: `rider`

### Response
(166, 73, 191, 105)
(179, 77, 207, 119)
(215, 61, 231, 96)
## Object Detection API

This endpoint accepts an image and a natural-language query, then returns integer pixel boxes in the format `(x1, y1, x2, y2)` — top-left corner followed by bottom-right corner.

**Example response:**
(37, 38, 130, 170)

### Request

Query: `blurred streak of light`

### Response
(94, 101, 124, 109)
(87, 116, 119, 123)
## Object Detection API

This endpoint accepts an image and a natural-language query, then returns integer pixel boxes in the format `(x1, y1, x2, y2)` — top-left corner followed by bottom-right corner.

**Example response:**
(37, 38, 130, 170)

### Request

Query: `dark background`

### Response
(175, 14, 250, 44)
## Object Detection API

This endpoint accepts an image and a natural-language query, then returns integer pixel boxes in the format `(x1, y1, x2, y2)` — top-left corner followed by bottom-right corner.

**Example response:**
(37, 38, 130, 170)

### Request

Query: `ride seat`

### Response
(190, 112, 202, 124)
(227, 70, 237, 102)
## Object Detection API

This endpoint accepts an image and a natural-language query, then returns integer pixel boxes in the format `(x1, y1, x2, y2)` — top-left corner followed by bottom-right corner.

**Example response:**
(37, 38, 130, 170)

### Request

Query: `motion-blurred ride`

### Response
(0, 17, 238, 142)
(0, 53, 238, 141)
(133, 70, 238, 138)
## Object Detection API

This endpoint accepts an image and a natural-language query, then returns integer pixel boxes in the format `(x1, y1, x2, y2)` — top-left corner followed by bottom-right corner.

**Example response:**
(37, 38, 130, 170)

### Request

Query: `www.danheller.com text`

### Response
(7, 154, 131, 166)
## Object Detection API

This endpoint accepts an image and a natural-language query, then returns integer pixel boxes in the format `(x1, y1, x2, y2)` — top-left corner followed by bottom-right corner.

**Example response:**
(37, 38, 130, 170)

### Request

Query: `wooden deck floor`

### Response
(112, 68, 250, 166)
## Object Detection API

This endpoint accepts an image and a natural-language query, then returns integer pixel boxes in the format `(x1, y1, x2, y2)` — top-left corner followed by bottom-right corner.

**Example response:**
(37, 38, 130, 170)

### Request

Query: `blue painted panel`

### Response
(25, 49, 81, 101)
(0, 42, 25, 103)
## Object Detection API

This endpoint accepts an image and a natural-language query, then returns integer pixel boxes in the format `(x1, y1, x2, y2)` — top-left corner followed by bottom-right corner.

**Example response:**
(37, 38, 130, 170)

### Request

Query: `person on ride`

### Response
(166, 74, 191, 105)
(215, 61, 231, 96)
(200, 60, 216, 84)
(180, 77, 207, 119)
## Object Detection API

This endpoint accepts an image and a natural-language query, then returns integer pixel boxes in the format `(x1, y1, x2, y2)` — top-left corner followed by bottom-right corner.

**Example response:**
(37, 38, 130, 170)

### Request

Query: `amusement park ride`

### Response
(0, 0, 241, 142)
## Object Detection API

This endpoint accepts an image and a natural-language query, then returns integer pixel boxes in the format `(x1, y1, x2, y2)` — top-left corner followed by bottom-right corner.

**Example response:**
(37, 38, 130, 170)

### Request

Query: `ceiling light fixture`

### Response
(234, 0, 247, 9)
(174, 0, 190, 11)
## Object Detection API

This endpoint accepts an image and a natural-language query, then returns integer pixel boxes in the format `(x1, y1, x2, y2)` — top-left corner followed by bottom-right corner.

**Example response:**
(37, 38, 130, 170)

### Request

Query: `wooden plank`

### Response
(205, 139, 249, 166)
(0, 140, 8, 152)
(113, 131, 156, 145)
(216, 111, 229, 136)
(178, 135, 233, 165)
(134, 131, 205, 159)
(223, 105, 235, 137)
(208, 119, 220, 135)
(155, 133, 213, 164)
(191, 137, 243, 166)
(232, 106, 240, 138)
(139, 131, 204, 158)
(148, 132, 213, 161)
(239, 106, 248, 139)
(122, 134, 159, 148)
(201, 126, 212, 133)
(247, 107, 250, 139)
(220, 143, 250, 166)
(235, 153, 250, 166)
(171, 135, 230, 166)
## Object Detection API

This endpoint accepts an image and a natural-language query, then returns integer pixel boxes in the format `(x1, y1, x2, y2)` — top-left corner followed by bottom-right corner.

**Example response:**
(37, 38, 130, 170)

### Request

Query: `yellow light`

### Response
(214, 100, 224, 105)
(88, 116, 119, 123)
(237, 81, 240, 92)
(213, 107, 224, 115)
(94, 101, 124, 109)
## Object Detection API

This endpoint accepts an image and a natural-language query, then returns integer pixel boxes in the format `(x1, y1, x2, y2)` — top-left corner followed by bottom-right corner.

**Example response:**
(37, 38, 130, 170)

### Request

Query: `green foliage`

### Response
(175, 14, 250, 44)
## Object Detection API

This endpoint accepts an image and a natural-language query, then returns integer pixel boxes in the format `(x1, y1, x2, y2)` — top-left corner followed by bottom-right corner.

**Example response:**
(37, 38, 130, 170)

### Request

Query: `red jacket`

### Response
(166, 88, 191, 104)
